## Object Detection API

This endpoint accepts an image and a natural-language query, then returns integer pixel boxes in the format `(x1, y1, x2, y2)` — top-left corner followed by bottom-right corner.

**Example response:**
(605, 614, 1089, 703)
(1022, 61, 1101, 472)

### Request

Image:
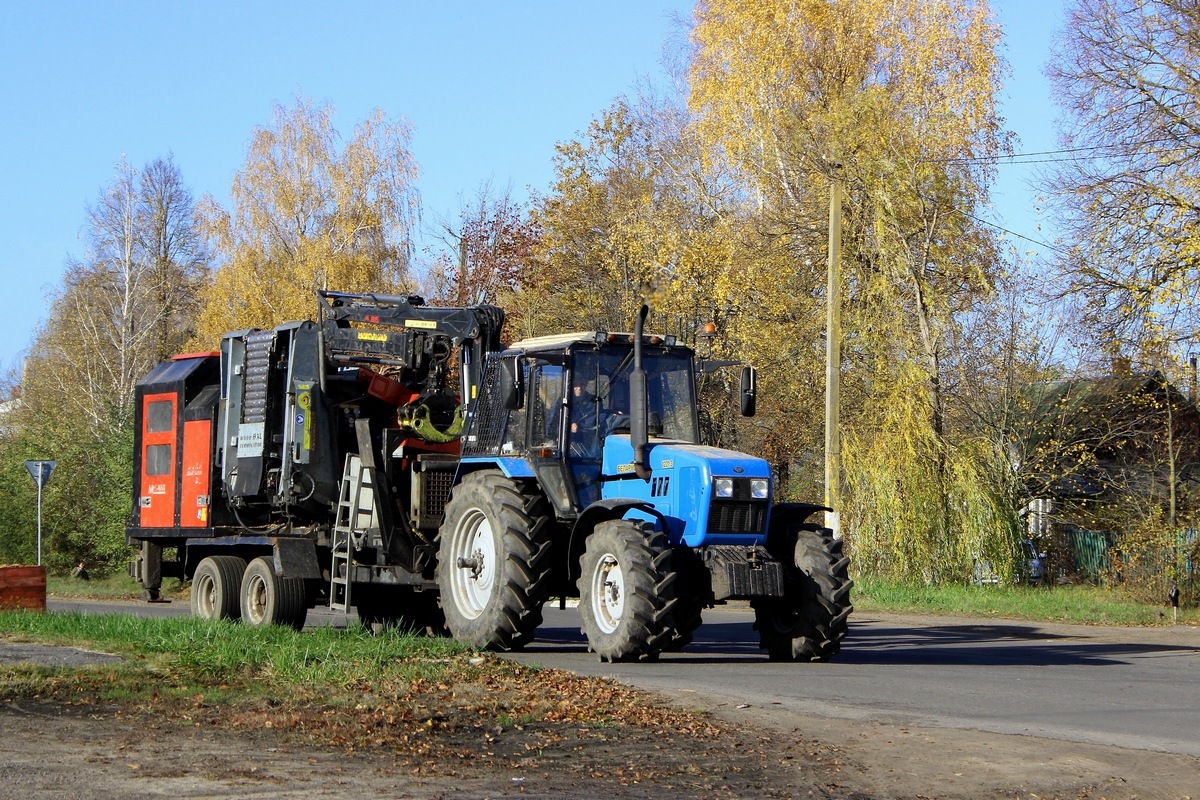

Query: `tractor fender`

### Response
(768, 502, 831, 530)
(566, 499, 668, 584)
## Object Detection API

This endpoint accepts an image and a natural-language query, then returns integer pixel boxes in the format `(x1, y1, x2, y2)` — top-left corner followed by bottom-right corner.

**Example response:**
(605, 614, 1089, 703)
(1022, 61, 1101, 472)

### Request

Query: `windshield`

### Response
(568, 347, 698, 448)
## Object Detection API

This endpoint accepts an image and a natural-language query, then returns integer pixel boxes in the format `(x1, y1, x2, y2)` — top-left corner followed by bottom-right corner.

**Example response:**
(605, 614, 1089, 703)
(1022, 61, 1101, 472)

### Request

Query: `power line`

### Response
(933, 135, 1193, 166)
(960, 209, 1067, 255)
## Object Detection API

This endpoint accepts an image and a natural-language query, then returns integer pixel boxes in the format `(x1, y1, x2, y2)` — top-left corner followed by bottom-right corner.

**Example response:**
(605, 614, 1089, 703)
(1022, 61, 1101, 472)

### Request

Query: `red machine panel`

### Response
(138, 392, 177, 528)
(180, 419, 212, 528)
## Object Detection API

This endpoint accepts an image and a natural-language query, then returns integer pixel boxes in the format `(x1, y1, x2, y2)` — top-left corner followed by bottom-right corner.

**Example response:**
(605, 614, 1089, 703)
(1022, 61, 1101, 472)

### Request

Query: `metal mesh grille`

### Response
(462, 356, 507, 456)
(241, 330, 275, 424)
(708, 501, 767, 535)
(422, 468, 455, 518)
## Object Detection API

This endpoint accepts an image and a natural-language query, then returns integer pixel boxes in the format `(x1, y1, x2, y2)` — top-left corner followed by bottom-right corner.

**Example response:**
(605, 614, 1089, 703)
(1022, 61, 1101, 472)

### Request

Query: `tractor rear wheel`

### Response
(753, 526, 852, 662)
(191, 555, 246, 621)
(436, 471, 553, 650)
(578, 520, 677, 663)
(240, 556, 308, 630)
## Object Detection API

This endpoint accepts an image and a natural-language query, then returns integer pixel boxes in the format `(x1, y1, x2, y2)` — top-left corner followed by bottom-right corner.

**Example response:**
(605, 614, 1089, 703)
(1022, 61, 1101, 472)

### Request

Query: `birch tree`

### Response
(8, 155, 205, 573)
(26, 156, 205, 430)
(688, 0, 1011, 580)
(194, 97, 419, 343)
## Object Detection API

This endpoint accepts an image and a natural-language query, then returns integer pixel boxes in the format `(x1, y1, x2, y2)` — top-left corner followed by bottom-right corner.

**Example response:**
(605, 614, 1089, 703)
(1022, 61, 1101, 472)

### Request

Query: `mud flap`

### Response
(271, 537, 322, 579)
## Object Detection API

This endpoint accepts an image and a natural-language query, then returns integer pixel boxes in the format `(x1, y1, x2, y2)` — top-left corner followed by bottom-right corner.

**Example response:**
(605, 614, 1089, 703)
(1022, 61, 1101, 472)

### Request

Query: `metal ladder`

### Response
(329, 455, 377, 613)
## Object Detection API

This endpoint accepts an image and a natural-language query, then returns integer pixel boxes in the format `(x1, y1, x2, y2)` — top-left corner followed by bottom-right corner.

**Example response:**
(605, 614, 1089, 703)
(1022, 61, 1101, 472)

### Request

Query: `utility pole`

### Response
(825, 178, 843, 539)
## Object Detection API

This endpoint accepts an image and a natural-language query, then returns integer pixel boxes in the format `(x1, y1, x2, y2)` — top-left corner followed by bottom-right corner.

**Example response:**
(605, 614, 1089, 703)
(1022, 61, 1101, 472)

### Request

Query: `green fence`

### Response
(1068, 527, 1198, 583)
(1068, 528, 1117, 582)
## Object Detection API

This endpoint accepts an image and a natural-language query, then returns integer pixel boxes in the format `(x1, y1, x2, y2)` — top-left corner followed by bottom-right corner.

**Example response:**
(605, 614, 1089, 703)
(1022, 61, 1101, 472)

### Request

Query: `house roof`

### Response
(1015, 370, 1200, 500)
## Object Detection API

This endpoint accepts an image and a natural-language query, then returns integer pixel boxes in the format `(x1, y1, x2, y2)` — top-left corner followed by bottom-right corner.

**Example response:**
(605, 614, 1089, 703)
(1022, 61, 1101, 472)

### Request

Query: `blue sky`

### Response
(0, 0, 1062, 375)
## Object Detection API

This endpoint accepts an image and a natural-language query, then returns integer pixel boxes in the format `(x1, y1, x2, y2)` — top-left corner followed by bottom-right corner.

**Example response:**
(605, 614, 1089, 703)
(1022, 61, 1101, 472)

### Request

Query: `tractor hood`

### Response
(601, 435, 773, 547)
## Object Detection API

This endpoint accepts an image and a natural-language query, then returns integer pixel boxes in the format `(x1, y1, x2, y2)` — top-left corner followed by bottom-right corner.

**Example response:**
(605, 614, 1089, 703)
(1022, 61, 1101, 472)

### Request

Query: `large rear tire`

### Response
(191, 555, 246, 621)
(436, 471, 553, 650)
(578, 520, 677, 663)
(240, 556, 308, 630)
(753, 526, 852, 662)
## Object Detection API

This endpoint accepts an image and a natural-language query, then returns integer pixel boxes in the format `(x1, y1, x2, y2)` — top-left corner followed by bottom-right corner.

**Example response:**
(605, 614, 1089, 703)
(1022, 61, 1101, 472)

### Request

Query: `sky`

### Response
(0, 0, 1064, 377)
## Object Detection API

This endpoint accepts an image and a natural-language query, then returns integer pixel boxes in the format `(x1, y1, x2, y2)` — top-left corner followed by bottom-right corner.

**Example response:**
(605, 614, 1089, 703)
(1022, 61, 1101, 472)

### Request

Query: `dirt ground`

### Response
(1, 642, 1197, 799)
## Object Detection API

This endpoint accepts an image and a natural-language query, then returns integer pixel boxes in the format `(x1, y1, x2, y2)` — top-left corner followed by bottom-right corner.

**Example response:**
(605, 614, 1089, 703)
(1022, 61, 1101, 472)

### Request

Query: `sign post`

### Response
(24, 460, 56, 566)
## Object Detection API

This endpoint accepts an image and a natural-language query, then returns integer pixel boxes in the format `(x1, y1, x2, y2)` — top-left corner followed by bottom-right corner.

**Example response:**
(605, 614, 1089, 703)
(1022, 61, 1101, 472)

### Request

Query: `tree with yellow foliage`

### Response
(193, 97, 419, 344)
(689, 0, 1012, 581)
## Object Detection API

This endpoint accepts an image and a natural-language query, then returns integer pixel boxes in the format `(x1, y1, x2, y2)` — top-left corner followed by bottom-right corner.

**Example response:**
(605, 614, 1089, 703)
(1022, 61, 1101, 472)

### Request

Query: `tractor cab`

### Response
(468, 330, 700, 518)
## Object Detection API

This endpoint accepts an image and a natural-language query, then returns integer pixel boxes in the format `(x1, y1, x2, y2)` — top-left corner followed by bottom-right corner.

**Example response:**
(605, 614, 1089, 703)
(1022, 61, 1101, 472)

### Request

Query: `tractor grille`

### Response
(707, 501, 767, 535)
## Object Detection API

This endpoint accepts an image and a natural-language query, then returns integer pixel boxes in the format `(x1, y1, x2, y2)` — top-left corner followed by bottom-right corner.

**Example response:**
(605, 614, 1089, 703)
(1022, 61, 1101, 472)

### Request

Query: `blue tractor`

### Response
(437, 305, 852, 662)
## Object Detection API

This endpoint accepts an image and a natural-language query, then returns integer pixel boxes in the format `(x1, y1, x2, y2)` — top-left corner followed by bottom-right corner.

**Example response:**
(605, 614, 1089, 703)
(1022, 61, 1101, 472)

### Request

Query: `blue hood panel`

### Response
(601, 436, 772, 547)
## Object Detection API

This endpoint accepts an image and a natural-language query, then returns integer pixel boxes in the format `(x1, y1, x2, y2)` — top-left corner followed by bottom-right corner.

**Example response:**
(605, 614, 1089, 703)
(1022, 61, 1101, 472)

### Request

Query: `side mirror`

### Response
(739, 366, 756, 417)
(500, 356, 525, 410)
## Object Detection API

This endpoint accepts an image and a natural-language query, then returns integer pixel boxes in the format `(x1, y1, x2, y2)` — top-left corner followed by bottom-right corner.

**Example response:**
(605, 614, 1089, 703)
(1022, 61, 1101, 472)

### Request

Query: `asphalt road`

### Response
(48, 597, 1200, 757)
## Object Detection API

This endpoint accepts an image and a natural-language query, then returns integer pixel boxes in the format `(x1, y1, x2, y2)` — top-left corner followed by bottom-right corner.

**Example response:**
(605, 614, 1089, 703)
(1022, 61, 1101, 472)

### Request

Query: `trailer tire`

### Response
(578, 520, 676, 663)
(753, 526, 852, 662)
(436, 471, 553, 650)
(191, 556, 246, 621)
(240, 556, 308, 630)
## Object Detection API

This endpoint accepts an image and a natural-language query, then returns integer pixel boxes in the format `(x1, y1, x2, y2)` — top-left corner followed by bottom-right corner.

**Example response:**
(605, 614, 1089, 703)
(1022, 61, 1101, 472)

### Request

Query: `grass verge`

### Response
(0, 609, 720, 758)
(47, 573, 185, 600)
(854, 577, 1199, 626)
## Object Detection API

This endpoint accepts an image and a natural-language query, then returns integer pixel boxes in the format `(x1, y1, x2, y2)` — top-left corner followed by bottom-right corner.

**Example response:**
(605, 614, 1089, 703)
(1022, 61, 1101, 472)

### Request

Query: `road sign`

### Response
(25, 460, 56, 489)
(23, 460, 55, 566)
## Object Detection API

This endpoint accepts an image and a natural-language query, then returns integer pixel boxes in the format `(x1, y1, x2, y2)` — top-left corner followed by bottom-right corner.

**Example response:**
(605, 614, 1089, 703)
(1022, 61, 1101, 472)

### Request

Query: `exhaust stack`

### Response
(631, 304, 650, 480)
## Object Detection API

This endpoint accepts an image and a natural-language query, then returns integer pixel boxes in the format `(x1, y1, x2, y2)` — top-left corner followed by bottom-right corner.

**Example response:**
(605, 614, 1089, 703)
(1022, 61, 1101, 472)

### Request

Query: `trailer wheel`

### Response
(578, 520, 676, 663)
(436, 471, 553, 650)
(240, 557, 308, 630)
(356, 586, 447, 636)
(753, 526, 852, 662)
(191, 556, 246, 621)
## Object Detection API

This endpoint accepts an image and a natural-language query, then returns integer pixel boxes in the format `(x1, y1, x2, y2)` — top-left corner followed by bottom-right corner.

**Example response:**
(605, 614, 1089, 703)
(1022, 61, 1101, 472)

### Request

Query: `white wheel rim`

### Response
(590, 553, 624, 635)
(195, 572, 216, 618)
(245, 573, 267, 624)
(451, 508, 497, 620)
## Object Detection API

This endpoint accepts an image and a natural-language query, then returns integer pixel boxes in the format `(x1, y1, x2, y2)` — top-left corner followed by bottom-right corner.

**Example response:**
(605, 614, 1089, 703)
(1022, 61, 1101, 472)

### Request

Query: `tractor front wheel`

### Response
(578, 520, 676, 663)
(753, 526, 852, 662)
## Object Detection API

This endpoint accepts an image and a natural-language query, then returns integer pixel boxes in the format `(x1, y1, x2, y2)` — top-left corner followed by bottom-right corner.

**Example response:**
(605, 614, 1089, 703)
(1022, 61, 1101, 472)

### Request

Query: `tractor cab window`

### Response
(568, 352, 628, 456)
(530, 362, 565, 449)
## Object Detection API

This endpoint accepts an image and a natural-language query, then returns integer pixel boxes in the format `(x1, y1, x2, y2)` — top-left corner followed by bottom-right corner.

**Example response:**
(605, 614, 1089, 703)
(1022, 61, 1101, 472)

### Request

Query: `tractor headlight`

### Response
(750, 479, 769, 499)
(715, 477, 734, 498)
